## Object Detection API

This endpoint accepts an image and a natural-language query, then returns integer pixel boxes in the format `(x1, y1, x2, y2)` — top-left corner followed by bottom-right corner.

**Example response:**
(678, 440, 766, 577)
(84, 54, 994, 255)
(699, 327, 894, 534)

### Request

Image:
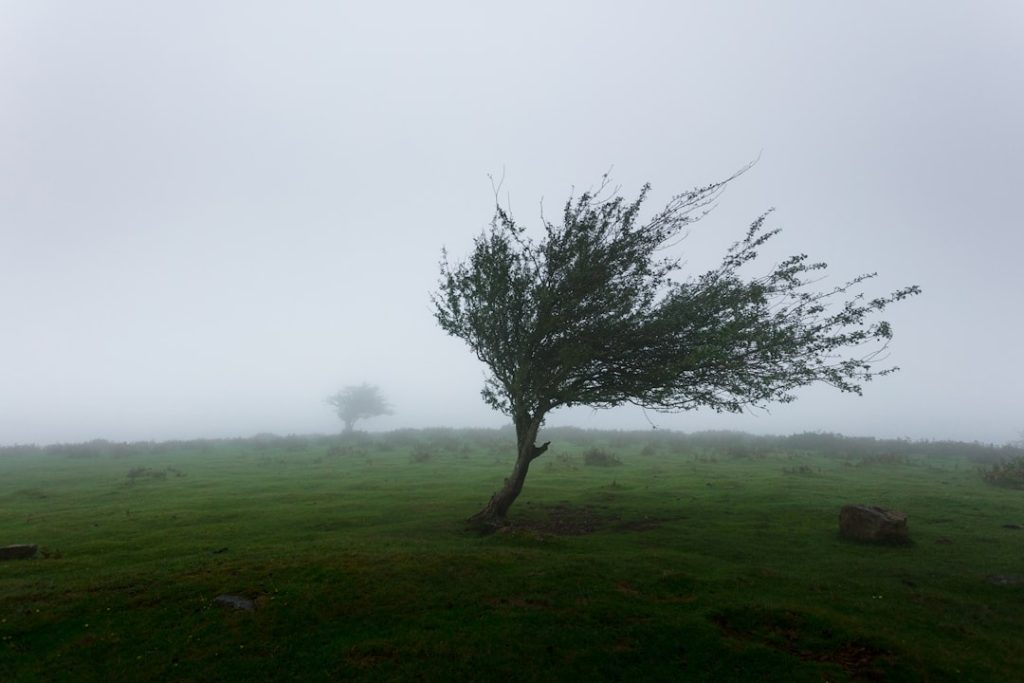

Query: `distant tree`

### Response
(327, 384, 392, 433)
(433, 171, 920, 531)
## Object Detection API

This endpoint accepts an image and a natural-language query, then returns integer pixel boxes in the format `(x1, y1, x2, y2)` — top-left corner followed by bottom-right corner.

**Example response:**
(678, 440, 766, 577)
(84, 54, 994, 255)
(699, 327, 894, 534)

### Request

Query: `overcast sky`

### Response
(2, 2, 1022, 446)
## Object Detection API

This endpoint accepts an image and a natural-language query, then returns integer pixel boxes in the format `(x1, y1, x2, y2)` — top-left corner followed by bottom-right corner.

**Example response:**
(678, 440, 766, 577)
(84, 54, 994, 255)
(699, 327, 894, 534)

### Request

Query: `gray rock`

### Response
(839, 505, 909, 544)
(0, 544, 38, 560)
(214, 594, 256, 611)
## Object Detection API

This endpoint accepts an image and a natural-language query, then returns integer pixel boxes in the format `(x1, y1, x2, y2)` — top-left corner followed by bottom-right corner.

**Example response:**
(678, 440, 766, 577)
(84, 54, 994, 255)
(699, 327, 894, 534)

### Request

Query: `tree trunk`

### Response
(466, 415, 549, 533)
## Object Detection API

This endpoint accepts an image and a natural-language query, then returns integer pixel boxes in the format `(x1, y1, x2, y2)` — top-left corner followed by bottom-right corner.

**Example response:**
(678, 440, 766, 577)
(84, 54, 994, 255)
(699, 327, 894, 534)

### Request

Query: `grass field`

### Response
(1, 429, 1022, 681)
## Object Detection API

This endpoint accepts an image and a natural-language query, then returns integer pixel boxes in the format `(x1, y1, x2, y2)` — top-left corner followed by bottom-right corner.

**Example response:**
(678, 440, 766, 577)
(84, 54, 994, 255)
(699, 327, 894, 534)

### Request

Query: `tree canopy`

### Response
(434, 172, 920, 529)
(326, 383, 392, 433)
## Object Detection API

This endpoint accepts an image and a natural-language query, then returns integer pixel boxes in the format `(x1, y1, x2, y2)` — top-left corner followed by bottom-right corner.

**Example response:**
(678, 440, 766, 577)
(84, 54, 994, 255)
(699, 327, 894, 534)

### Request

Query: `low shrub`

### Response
(326, 444, 365, 458)
(410, 446, 433, 463)
(980, 458, 1024, 489)
(583, 449, 621, 467)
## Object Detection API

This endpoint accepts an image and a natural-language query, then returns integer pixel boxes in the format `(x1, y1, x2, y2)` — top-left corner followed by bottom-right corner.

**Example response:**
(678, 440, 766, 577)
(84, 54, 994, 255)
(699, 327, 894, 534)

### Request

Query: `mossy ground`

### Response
(1, 431, 1022, 681)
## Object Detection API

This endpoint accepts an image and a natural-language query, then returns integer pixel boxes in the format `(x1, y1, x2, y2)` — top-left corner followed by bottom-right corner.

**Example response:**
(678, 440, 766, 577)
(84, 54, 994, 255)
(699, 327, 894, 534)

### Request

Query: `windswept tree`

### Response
(327, 383, 392, 433)
(433, 171, 920, 531)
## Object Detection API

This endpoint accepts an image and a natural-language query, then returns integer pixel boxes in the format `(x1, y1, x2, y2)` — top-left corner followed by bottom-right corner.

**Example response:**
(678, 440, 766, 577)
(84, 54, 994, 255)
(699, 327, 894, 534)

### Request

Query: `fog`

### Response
(2, 2, 1022, 446)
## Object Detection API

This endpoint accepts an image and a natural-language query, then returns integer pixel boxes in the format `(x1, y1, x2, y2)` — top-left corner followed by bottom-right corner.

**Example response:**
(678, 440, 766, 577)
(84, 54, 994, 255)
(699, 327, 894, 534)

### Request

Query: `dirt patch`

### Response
(615, 516, 675, 532)
(214, 594, 256, 611)
(345, 641, 400, 669)
(801, 641, 893, 677)
(511, 503, 621, 535)
(712, 607, 894, 680)
(505, 503, 678, 536)
(483, 596, 553, 610)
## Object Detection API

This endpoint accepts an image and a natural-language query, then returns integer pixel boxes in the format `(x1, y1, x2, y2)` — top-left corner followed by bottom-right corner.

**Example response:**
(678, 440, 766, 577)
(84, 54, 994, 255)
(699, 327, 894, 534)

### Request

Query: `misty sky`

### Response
(2, 2, 1022, 445)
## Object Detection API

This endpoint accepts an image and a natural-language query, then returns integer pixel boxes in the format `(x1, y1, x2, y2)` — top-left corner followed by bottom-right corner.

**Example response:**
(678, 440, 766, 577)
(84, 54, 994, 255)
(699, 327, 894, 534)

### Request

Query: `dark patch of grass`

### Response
(711, 606, 907, 680)
(326, 443, 365, 458)
(857, 453, 911, 467)
(125, 467, 166, 482)
(125, 466, 184, 483)
(11, 488, 48, 499)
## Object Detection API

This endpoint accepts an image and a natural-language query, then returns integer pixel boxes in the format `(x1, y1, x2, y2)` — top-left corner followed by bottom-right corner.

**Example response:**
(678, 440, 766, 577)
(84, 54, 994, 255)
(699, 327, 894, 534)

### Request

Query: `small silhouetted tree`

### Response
(327, 384, 392, 433)
(433, 171, 920, 531)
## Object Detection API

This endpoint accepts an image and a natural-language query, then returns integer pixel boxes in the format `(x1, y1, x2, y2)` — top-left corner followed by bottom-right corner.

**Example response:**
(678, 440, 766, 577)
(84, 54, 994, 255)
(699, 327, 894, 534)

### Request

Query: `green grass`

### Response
(1, 431, 1022, 681)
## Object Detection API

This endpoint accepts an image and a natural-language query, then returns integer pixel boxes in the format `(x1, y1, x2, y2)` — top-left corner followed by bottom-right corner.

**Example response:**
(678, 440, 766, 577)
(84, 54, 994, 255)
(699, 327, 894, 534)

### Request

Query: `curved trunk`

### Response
(466, 414, 550, 533)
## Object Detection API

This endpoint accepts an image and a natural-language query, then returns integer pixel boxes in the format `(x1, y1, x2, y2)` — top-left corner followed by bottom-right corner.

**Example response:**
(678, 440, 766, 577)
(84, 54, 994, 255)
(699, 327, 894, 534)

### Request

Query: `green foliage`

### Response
(980, 458, 1024, 489)
(434, 172, 920, 423)
(326, 383, 392, 432)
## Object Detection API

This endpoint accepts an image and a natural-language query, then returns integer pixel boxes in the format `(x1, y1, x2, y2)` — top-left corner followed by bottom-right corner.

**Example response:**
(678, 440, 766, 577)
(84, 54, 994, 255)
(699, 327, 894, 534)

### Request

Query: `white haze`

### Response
(1, 2, 1022, 445)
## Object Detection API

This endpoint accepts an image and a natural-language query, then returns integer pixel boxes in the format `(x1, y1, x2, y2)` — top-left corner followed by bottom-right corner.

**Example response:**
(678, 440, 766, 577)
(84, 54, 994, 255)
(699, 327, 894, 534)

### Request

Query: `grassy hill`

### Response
(2, 429, 1022, 681)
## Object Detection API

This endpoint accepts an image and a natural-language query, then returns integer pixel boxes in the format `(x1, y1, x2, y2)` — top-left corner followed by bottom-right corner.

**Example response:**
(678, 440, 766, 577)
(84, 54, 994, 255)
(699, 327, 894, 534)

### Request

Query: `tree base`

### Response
(464, 509, 508, 535)
(464, 434, 550, 534)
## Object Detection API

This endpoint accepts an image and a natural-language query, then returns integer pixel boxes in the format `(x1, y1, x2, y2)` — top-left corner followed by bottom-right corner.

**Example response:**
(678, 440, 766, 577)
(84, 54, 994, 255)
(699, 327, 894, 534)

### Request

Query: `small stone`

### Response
(214, 594, 256, 611)
(0, 544, 38, 561)
(839, 505, 909, 544)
